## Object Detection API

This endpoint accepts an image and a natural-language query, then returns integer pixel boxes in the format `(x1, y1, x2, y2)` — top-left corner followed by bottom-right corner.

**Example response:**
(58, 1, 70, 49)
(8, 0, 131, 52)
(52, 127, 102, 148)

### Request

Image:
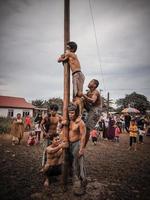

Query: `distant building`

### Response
(0, 96, 35, 117)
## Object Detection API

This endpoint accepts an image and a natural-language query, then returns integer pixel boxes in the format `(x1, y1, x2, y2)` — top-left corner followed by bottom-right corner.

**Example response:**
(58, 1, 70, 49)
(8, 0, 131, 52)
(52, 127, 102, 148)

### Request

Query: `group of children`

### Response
(27, 114, 42, 146)
(90, 122, 122, 145)
(90, 117, 146, 152)
(11, 112, 43, 146)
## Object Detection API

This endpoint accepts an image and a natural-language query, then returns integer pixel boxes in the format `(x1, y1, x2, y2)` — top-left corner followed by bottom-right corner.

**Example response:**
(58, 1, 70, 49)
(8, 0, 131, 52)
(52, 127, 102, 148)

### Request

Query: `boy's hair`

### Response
(68, 103, 77, 111)
(52, 133, 60, 141)
(93, 79, 99, 88)
(53, 133, 59, 138)
(50, 104, 59, 111)
(68, 103, 79, 118)
(67, 41, 77, 52)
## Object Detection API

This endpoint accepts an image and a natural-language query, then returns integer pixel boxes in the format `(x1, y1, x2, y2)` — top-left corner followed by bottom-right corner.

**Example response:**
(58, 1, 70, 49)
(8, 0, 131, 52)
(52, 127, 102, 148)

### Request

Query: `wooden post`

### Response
(62, 0, 70, 188)
(107, 92, 109, 115)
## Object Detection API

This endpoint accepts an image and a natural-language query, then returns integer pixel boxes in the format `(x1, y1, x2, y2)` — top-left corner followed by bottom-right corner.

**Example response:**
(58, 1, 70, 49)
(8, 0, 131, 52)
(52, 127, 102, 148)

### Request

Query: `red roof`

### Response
(0, 96, 35, 109)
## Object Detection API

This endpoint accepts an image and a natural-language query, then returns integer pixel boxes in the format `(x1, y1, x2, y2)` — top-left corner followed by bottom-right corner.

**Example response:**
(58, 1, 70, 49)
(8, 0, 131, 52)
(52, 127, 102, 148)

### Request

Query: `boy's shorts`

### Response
(45, 164, 62, 176)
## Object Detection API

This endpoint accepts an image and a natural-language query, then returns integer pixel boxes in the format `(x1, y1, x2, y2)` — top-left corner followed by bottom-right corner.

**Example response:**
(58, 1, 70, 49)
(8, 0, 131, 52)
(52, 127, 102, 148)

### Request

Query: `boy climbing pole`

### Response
(58, 41, 85, 114)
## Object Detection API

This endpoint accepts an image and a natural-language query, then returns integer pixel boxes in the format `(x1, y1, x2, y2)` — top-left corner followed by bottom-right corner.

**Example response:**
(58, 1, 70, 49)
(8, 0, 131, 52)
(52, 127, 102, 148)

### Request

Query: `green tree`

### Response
(116, 92, 150, 114)
(32, 99, 44, 108)
(47, 97, 63, 112)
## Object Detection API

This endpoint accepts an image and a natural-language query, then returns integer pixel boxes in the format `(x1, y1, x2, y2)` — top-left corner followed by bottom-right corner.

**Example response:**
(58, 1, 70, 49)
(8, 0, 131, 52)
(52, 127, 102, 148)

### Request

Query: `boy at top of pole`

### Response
(58, 41, 85, 100)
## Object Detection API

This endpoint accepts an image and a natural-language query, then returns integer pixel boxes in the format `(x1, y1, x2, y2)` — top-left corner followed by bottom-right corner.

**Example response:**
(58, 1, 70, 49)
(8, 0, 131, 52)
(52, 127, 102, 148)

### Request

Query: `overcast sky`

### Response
(0, 0, 150, 104)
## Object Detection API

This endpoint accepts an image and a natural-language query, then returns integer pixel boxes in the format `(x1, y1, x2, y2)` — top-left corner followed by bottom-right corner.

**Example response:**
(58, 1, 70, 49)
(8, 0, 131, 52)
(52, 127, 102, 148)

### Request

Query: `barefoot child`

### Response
(82, 79, 101, 146)
(27, 131, 36, 146)
(58, 41, 85, 100)
(90, 128, 98, 145)
(42, 134, 65, 187)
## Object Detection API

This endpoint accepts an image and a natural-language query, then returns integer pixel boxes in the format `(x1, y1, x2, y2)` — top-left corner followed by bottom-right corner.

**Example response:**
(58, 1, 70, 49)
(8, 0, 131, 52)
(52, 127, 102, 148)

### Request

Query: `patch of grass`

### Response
(0, 117, 12, 134)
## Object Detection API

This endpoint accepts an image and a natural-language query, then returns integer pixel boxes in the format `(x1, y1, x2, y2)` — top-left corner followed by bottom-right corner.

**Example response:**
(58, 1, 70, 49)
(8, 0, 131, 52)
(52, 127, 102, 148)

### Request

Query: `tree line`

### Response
(32, 92, 150, 115)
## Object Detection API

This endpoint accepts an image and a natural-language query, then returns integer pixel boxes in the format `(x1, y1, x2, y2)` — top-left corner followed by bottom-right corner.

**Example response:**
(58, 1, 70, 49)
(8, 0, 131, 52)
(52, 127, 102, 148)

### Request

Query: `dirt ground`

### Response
(0, 132, 150, 200)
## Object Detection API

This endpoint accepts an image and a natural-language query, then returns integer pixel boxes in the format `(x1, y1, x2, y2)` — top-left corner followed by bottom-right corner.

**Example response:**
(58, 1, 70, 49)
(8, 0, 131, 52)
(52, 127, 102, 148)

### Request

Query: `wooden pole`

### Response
(63, 0, 70, 119)
(62, 0, 70, 188)
(107, 92, 109, 115)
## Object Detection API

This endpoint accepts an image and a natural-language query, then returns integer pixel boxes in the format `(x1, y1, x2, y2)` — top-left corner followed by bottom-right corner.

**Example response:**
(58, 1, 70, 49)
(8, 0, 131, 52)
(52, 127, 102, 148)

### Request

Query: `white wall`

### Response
(0, 108, 8, 117)
(14, 109, 25, 117)
(0, 108, 33, 117)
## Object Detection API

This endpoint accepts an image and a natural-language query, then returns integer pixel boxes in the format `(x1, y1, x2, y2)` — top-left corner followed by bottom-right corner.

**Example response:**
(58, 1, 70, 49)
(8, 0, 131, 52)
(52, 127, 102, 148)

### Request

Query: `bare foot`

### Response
(44, 178, 49, 187)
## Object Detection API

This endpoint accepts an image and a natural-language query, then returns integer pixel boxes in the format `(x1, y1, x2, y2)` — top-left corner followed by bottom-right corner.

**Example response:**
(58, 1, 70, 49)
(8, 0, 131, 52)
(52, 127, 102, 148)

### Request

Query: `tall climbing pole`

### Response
(62, 0, 70, 188)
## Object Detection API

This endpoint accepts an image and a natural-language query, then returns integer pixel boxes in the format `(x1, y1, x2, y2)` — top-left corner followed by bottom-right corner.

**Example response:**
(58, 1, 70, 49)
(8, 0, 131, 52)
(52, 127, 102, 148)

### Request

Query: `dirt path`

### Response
(0, 133, 150, 200)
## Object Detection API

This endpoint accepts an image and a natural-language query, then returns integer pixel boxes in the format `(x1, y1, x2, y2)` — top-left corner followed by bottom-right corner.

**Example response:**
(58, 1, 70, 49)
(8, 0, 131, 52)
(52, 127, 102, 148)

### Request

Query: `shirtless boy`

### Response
(40, 104, 62, 168)
(43, 134, 65, 187)
(58, 41, 85, 99)
(82, 79, 101, 146)
(68, 103, 87, 195)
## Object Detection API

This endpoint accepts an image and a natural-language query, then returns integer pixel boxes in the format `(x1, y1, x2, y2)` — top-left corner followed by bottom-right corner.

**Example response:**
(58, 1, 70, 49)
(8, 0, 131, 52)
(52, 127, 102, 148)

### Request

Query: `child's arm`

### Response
(47, 143, 64, 154)
(58, 54, 68, 63)
(83, 91, 98, 104)
(58, 51, 75, 63)
(55, 148, 63, 157)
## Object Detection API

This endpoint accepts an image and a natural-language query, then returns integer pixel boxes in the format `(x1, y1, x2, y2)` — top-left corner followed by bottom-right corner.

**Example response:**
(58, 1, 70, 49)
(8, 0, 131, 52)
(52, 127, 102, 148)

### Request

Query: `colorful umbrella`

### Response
(121, 107, 140, 113)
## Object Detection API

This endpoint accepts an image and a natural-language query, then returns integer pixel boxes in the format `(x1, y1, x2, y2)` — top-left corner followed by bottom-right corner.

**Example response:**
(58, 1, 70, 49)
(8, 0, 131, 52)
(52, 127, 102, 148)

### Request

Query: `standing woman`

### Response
(11, 113, 24, 145)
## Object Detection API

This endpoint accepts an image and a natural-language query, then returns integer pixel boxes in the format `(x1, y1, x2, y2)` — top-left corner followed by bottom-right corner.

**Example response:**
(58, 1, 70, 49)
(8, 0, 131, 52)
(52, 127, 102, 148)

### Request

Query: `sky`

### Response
(0, 0, 150, 105)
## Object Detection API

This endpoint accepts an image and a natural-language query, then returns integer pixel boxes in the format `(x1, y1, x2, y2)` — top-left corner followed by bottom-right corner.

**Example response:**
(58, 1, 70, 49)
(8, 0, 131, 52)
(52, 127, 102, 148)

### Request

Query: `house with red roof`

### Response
(0, 96, 36, 117)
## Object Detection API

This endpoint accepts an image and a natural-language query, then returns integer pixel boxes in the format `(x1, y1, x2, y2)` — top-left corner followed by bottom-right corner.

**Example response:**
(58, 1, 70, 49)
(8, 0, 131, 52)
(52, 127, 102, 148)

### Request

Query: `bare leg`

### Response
(134, 143, 137, 151)
(44, 178, 49, 187)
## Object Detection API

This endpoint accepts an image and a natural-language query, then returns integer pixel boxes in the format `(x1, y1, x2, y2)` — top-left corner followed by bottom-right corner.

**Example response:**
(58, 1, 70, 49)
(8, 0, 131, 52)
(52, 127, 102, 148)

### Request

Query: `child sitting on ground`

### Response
(90, 128, 98, 145)
(27, 130, 36, 146)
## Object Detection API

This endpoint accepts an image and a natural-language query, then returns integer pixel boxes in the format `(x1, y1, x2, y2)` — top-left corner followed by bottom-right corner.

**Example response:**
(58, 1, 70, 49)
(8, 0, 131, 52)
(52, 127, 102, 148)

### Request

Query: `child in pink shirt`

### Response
(27, 131, 36, 146)
(90, 128, 98, 145)
(114, 123, 121, 143)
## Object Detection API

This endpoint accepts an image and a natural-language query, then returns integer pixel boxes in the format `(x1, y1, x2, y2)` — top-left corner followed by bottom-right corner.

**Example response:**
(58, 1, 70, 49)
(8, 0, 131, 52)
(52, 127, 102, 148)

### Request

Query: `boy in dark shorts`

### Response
(43, 134, 65, 187)
(58, 41, 85, 115)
